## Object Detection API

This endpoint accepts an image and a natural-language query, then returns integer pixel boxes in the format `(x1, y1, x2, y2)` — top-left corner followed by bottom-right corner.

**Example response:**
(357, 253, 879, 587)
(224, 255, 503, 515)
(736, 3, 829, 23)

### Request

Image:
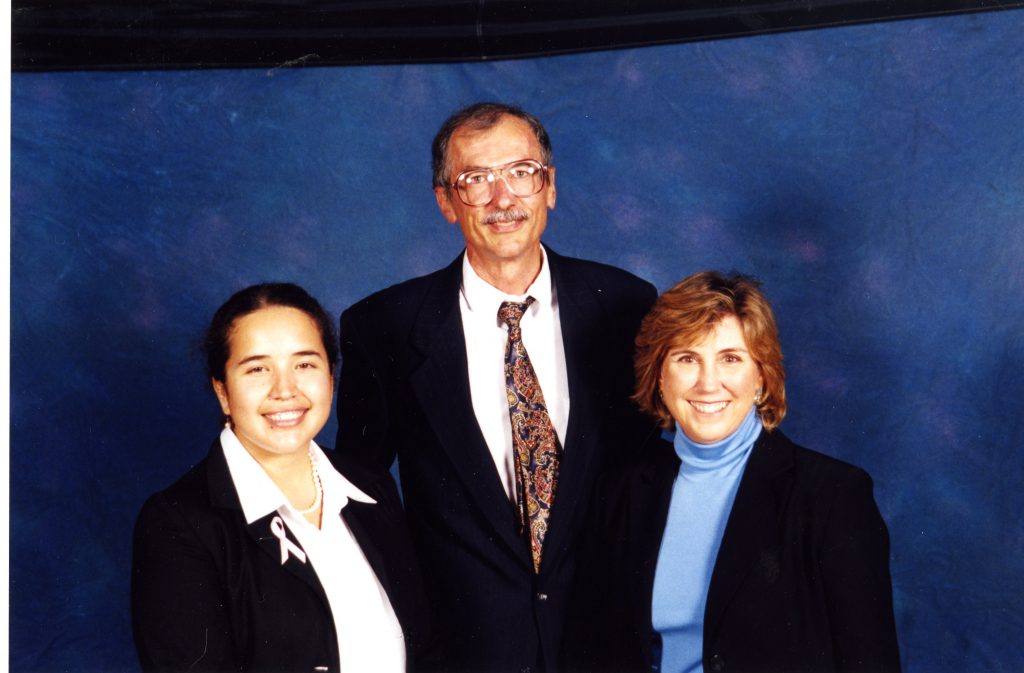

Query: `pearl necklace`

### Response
(295, 446, 323, 515)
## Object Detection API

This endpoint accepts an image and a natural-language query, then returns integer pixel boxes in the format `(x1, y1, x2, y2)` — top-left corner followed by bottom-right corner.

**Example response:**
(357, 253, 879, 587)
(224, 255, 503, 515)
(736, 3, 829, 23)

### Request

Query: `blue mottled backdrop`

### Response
(11, 10, 1024, 672)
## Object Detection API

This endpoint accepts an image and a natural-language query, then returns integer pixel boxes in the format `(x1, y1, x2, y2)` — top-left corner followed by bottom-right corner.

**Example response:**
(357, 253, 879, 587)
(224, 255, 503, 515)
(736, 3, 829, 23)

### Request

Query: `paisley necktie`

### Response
(498, 298, 562, 573)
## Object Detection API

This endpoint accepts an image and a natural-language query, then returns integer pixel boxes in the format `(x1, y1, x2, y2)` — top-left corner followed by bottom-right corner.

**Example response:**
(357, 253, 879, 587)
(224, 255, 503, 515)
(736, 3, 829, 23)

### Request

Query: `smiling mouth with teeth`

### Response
(689, 401, 729, 414)
(265, 410, 306, 425)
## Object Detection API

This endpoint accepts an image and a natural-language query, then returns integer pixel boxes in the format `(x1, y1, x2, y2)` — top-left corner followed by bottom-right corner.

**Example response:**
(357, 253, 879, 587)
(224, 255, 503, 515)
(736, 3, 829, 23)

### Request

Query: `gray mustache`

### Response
(483, 209, 529, 225)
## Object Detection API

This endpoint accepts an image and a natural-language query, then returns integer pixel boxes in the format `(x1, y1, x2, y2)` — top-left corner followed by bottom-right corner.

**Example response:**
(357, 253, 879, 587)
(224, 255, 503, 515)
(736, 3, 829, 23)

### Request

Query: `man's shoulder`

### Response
(342, 255, 461, 321)
(547, 248, 656, 301)
(550, 249, 651, 286)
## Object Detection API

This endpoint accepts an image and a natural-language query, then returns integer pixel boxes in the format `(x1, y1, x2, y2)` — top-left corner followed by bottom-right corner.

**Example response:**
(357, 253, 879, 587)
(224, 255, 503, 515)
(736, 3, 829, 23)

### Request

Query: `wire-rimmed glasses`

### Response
(450, 159, 549, 206)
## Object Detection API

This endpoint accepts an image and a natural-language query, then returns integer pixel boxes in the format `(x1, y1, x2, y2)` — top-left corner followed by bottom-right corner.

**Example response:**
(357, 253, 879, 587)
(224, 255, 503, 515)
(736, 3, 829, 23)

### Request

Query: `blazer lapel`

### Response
(341, 499, 391, 593)
(246, 513, 328, 600)
(205, 440, 330, 606)
(626, 440, 679, 636)
(340, 499, 423, 639)
(703, 431, 794, 645)
(538, 246, 611, 569)
(407, 253, 531, 567)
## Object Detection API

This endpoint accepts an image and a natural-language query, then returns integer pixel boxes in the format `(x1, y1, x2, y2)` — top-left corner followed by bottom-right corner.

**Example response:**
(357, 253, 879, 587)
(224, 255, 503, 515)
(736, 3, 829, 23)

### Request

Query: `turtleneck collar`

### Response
(673, 406, 762, 479)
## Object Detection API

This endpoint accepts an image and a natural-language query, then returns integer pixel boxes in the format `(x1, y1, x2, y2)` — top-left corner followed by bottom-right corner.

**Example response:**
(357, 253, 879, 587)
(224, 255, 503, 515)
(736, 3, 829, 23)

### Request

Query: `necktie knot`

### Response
(498, 298, 535, 331)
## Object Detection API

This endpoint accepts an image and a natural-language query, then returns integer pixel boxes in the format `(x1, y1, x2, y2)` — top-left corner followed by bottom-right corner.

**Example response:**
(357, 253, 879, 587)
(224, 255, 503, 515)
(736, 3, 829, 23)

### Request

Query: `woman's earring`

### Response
(224, 415, 232, 429)
(754, 389, 763, 405)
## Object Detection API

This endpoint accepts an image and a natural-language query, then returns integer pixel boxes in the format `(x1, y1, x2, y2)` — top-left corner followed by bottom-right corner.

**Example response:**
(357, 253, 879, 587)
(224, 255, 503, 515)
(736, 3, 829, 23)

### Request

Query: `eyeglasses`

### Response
(450, 159, 549, 206)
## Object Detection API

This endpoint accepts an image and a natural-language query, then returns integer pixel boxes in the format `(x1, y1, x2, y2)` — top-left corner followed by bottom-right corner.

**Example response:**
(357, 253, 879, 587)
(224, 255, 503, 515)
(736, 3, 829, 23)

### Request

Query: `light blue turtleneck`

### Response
(650, 407, 762, 673)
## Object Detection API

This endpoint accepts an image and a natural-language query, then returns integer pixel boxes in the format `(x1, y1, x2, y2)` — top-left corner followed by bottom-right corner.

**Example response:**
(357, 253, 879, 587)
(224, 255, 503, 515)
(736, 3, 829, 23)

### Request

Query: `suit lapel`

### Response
(704, 430, 794, 644)
(205, 440, 330, 607)
(538, 247, 610, 570)
(407, 253, 531, 566)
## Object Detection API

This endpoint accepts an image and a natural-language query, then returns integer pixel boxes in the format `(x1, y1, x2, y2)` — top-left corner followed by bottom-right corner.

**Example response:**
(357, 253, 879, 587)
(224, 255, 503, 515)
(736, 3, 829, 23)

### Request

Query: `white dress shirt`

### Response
(459, 247, 570, 501)
(220, 428, 406, 673)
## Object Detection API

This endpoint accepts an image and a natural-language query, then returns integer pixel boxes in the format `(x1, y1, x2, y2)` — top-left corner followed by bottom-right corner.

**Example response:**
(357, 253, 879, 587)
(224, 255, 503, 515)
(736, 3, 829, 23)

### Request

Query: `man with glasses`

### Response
(336, 102, 656, 672)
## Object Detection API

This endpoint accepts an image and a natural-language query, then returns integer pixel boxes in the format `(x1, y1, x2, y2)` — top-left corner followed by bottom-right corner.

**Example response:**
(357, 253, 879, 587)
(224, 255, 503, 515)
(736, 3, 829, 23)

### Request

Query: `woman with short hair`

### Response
(565, 271, 900, 673)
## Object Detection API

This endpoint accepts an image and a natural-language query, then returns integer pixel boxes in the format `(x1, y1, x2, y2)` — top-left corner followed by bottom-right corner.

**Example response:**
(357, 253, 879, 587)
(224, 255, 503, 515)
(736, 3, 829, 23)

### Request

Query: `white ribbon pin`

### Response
(270, 516, 306, 565)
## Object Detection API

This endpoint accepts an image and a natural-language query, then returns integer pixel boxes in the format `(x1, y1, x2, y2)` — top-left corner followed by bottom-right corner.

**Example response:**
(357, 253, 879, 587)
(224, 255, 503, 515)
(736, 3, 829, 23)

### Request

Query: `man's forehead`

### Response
(449, 116, 541, 167)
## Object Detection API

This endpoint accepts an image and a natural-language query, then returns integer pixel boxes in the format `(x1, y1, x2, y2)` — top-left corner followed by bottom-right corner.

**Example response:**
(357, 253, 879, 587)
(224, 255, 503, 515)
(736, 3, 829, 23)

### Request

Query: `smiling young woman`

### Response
(211, 304, 335, 520)
(131, 283, 438, 673)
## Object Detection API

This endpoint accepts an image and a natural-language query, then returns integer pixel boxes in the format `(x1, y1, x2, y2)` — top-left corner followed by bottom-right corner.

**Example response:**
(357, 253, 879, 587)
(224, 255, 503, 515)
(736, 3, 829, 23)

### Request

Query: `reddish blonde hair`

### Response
(633, 271, 786, 430)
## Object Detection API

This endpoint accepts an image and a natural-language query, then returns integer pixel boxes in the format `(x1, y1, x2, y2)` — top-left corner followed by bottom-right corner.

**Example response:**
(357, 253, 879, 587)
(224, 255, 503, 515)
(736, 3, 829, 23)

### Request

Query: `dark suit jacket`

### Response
(564, 428, 901, 673)
(131, 439, 437, 673)
(335, 246, 657, 672)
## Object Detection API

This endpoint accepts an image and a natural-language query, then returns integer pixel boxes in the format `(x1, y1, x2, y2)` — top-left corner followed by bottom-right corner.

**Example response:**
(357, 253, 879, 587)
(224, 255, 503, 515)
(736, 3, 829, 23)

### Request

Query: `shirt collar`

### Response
(313, 442, 377, 513)
(460, 245, 554, 318)
(219, 427, 375, 525)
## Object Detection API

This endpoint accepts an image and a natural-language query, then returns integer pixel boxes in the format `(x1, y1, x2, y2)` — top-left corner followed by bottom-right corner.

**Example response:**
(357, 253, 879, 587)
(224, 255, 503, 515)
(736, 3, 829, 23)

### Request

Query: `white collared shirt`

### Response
(459, 247, 570, 501)
(220, 428, 405, 673)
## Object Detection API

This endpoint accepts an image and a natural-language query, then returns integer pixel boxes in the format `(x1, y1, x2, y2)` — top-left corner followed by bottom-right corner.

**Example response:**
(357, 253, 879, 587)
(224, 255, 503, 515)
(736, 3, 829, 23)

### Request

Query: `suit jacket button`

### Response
(536, 592, 548, 601)
(709, 654, 725, 671)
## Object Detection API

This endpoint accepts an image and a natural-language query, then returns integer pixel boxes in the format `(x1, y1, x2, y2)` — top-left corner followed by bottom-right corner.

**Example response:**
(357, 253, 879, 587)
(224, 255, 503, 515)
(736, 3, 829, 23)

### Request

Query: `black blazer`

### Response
(564, 428, 901, 673)
(335, 246, 656, 672)
(131, 439, 437, 673)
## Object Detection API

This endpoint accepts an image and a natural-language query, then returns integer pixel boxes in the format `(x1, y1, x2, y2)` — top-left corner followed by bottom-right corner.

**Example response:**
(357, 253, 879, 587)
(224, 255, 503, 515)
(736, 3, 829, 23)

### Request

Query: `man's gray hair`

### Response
(431, 102, 553, 191)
